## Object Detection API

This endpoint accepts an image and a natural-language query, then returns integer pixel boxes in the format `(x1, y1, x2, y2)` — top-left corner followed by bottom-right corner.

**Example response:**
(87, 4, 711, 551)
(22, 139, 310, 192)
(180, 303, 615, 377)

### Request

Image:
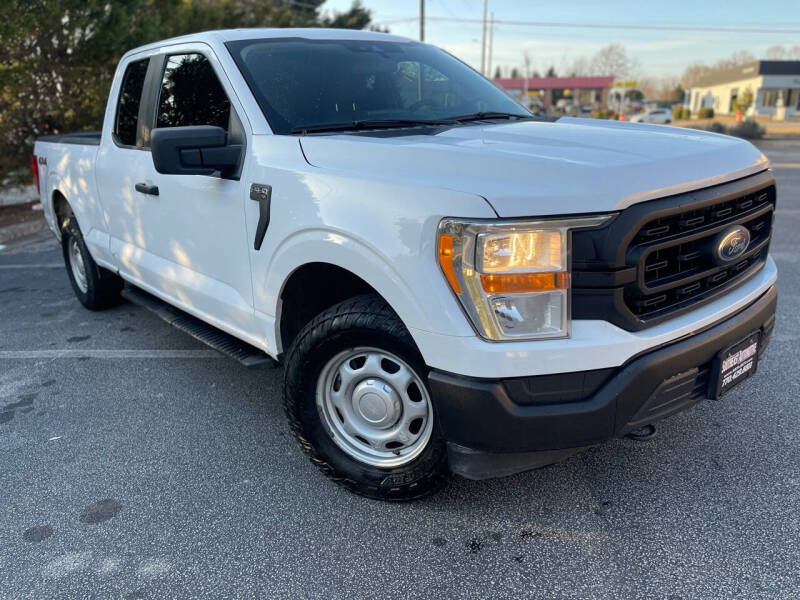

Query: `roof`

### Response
(693, 60, 800, 88)
(494, 76, 614, 90)
(213, 27, 412, 43)
(124, 28, 413, 58)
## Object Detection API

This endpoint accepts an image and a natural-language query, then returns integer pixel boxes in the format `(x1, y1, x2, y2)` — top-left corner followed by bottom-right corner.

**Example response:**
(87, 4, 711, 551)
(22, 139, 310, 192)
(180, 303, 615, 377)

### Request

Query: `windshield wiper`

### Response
(291, 119, 456, 134)
(444, 112, 535, 123)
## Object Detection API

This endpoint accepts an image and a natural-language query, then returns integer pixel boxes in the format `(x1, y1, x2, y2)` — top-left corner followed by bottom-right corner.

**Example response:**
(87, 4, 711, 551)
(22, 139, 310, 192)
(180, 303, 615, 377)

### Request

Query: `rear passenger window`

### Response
(115, 58, 149, 146)
(156, 53, 231, 130)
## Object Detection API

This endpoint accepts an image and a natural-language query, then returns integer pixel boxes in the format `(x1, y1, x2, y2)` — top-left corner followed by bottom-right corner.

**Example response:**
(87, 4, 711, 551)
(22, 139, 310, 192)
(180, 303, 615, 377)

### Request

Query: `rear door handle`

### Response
(135, 182, 159, 196)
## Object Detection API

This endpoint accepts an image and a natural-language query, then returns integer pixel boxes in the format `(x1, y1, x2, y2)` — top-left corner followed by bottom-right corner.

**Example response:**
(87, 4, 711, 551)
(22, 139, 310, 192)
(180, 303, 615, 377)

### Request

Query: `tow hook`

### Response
(625, 424, 657, 441)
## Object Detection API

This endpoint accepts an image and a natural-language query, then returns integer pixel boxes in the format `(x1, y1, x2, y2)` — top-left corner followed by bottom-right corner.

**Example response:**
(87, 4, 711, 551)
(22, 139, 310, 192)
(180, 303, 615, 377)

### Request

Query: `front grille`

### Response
(571, 170, 776, 331)
(626, 187, 774, 320)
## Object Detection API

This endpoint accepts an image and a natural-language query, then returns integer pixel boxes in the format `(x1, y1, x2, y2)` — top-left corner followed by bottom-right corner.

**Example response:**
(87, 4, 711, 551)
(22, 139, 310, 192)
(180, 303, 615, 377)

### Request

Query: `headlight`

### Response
(438, 216, 611, 340)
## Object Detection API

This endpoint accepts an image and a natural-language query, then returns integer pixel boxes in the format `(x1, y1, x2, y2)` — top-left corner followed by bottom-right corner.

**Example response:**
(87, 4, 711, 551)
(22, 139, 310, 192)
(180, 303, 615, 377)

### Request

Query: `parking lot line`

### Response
(0, 349, 221, 359)
(0, 263, 63, 269)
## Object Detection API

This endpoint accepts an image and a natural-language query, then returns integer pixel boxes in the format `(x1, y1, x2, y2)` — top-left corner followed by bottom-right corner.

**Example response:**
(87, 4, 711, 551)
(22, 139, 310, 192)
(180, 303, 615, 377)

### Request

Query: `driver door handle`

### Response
(135, 182, 159, 196)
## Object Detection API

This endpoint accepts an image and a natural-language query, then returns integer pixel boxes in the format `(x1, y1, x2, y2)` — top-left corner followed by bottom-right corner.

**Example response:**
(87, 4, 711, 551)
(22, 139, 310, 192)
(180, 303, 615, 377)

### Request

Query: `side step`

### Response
(121, 286, 276, 369)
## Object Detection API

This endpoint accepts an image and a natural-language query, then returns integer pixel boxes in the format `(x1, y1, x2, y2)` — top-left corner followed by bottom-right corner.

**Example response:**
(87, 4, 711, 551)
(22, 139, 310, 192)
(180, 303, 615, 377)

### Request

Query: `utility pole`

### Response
(487, 12, 494, 79)
(523, 51, 531, 108)
(480, 0, 488, 75)
(419, 0, 425, 41)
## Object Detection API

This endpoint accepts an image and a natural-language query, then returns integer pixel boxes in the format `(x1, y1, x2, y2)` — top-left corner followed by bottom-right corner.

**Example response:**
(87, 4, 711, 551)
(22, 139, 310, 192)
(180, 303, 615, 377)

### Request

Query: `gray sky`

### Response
(321, 0, 800, 78)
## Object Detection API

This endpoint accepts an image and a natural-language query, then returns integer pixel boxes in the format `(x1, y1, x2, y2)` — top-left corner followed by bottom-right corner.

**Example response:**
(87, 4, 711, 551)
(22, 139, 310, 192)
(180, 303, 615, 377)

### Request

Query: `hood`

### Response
(299, 118, 769, 217)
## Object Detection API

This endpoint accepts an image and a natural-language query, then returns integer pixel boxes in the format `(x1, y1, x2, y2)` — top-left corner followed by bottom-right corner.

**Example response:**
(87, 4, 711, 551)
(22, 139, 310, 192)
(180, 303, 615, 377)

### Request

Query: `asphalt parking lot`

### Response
(1, 140, 799, 599)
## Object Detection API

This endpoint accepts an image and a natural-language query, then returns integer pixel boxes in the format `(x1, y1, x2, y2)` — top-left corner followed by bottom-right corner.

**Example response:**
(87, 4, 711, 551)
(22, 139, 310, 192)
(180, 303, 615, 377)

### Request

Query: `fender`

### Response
(264, 227, 468, 355)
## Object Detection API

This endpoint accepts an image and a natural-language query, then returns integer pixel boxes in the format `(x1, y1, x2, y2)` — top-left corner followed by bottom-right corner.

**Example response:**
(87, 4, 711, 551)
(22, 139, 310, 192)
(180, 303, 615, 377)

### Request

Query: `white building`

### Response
(688, 60, 800, 118)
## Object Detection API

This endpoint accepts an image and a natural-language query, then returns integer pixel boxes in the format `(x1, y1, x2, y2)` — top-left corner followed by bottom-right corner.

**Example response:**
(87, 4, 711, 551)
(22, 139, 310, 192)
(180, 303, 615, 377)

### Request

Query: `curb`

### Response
(0, 217, 48, 244)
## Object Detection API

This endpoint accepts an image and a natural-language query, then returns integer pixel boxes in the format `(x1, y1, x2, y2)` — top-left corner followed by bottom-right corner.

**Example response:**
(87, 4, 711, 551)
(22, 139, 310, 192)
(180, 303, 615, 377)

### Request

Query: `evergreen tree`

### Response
(0, 0, 379, 180)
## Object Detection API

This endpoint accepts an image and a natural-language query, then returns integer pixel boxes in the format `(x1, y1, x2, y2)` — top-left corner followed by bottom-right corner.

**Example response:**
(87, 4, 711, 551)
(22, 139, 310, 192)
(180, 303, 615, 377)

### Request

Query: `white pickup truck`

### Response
(33, 29, 778, 500)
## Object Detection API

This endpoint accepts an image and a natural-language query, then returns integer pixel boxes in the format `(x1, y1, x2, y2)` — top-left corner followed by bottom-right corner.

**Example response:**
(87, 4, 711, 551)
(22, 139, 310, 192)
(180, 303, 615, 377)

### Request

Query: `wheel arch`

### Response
(276, 259, 426, 357)
(51, 188, 72, 239)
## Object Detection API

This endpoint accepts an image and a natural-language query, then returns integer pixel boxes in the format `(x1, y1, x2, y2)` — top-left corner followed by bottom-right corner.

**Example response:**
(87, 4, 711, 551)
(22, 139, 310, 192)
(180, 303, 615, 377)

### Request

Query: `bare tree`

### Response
(766, 45, 788, 59)
(681, 49, 758, 89)
(766, 44, 800, 59)
(639, 75, 682, 101)
(590, 43, 639, 80)
(569, 56, 593, 77)
(563, 44, 638, 79)
(728, 50, 756, 66)
(681, 62, 712, 88)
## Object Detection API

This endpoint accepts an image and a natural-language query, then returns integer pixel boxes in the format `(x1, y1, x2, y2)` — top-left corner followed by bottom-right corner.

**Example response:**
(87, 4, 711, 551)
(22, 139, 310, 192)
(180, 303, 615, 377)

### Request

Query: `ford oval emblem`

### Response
(714, 225, 750, 264)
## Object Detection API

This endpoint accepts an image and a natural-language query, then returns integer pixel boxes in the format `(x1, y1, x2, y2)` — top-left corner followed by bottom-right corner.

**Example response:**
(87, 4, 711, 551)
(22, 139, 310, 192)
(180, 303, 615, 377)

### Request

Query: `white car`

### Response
(631, 108, 673, 124)
(32, 29, 777, 500)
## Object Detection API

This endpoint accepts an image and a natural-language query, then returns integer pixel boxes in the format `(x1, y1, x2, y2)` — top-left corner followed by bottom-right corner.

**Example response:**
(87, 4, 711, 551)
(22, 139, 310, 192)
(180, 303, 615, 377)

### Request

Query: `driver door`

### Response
(122, 48, 258, 344)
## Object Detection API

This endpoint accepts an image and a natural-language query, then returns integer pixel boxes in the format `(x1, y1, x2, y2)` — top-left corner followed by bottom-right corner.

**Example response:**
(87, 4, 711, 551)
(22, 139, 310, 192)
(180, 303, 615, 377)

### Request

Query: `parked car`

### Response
(33, 29, 778, 501)
(631, 107, 673, 124)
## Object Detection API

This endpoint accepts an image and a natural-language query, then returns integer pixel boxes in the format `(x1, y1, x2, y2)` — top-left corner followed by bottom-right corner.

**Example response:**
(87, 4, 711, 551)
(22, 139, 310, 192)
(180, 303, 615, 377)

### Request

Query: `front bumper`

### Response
(429, 285, 777, 479)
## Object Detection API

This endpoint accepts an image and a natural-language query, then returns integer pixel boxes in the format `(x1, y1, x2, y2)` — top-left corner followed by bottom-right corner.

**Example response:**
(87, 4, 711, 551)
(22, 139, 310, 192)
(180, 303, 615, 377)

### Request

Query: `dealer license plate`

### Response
(712, 331, 760, 399)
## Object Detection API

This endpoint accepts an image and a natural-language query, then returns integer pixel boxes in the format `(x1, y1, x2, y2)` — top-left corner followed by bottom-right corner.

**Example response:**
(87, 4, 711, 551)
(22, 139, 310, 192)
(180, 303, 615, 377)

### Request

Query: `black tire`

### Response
(61, 215, 123, 310)
(283, 294, 449, 501)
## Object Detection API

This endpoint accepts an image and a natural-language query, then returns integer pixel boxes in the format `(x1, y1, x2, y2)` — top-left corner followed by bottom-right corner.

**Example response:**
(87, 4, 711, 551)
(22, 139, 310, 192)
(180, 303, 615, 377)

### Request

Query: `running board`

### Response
(121, 286, 276, 369)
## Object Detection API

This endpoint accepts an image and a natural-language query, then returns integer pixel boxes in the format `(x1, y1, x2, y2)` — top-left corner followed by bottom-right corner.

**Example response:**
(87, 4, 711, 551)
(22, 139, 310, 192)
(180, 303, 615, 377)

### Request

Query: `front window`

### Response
(156, 53, 231, 131)
(226, 38, 530, 134)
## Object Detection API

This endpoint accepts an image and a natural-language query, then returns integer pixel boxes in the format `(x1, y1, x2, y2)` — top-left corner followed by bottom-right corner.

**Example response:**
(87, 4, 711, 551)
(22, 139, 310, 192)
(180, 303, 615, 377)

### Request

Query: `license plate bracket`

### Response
(711, 331, 761, 399)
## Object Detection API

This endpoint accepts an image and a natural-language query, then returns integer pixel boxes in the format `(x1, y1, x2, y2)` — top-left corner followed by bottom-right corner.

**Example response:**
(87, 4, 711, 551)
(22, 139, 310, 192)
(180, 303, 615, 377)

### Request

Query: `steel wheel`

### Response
(68, 236, 89, 293)
(316, 347, 434, 468)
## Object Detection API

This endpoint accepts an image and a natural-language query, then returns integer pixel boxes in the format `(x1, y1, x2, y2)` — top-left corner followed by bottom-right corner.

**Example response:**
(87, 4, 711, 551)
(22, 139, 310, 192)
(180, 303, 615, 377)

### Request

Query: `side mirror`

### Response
(151, 126, 242, 178)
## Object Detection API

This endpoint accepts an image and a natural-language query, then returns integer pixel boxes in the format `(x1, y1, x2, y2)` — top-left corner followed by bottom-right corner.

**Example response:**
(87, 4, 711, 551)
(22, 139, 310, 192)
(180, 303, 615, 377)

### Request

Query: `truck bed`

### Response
(37, 131, 101, 146)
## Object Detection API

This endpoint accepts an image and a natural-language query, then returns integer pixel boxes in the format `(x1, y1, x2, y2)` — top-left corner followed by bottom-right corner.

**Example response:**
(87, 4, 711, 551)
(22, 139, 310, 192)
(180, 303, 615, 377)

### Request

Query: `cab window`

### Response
(114, 58, 149, 146)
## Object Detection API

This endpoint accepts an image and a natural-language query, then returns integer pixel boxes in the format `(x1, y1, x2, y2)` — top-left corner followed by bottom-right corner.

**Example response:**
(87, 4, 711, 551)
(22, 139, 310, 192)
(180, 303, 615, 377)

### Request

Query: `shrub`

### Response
(689, 122, 727, 134)
(681, 108, 691, 120)
(729, 120, 765, 139)
(687, 119, 764, 139)
(672, 106, 684, 120)
(697, 107, 715, 119)
(733, 88, 754, 113)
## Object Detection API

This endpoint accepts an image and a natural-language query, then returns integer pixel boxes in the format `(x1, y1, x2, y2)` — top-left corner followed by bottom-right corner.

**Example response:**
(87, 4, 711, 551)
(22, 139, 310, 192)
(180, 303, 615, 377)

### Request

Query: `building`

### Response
(493, 76, 614, 113)
(687, 60, 800, 118)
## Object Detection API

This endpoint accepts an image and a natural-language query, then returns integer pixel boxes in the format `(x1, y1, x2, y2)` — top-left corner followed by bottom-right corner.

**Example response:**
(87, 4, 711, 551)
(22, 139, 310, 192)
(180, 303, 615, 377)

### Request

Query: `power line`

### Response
(371, 16, 800, 35)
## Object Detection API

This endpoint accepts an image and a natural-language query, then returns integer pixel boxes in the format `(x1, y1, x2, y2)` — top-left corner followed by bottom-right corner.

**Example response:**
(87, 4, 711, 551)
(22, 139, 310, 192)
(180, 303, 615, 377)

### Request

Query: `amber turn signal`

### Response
(438, 234, 462, 294)
(479, 272, 570, 294)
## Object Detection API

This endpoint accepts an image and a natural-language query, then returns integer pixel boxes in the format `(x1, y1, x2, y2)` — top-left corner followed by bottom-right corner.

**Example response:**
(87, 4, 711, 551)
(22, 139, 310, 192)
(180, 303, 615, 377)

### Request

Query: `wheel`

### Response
(61, 215, 123, 310)
(283, 294, 449, 501)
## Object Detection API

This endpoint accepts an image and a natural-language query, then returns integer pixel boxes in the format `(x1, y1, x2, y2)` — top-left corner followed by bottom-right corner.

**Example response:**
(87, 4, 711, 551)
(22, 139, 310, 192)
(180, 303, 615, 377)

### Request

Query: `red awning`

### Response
(494, 76, 614, 90)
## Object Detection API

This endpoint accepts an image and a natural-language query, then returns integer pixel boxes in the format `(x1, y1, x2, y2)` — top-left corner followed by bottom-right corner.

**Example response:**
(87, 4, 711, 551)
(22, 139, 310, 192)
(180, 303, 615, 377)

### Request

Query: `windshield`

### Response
(226, 38, 530, 134)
